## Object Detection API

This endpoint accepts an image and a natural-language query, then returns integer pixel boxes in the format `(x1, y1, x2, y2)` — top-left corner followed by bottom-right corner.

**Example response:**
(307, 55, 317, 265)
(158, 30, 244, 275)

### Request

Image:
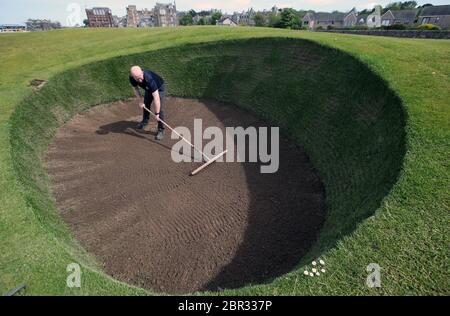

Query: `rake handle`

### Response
(142, 106, 211, 162)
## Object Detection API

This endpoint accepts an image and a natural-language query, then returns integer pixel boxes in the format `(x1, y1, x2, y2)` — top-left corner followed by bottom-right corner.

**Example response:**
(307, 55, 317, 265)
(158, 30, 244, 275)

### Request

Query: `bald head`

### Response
(130, 66, 144, 83)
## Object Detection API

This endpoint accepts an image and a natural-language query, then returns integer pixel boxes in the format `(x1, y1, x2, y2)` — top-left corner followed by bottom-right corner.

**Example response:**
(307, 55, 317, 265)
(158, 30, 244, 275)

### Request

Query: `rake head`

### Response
(190, 150, 228, 176)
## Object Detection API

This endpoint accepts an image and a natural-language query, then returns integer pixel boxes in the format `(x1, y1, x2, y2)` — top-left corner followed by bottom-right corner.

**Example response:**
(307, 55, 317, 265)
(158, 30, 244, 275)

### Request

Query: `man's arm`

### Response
(133, 87, 146, 109)
(152, 89, 161, 121)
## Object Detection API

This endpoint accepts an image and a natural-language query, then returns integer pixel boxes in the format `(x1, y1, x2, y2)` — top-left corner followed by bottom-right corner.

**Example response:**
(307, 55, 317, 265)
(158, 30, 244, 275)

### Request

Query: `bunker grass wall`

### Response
(9, 38, 406, 287)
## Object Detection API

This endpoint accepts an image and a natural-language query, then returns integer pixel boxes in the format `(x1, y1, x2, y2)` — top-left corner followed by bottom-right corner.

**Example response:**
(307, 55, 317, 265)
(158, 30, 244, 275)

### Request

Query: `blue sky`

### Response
(1, 1, 448, 26)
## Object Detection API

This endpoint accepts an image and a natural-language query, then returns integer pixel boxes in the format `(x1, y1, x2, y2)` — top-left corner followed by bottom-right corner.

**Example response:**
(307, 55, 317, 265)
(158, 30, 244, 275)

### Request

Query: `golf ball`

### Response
(309, 272, 314, 277)
(304, 270, 309, 276)
(320, 260, 325, 265)
(316, 272, 320, 276)
(312, 268, 317, 273)
(321, 269, 326, 273)
(312, 261, 317, 266)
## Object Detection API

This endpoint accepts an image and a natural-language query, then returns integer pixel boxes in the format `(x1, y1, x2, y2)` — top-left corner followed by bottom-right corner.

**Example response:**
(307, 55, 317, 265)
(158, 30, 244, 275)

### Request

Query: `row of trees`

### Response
(179, 10, 222, 26)
(385, 1, 433, 10)
(360, 1, 433, 14)
(254, 8, 305, 29)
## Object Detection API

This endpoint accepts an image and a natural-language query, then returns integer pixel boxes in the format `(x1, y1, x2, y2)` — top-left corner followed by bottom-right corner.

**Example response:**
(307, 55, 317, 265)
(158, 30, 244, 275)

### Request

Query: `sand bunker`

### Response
(45, 97, 326, 294)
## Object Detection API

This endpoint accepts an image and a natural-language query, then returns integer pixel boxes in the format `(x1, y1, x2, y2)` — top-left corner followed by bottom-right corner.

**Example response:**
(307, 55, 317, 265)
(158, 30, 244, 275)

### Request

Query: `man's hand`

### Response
(139, 103, 145, 109)
(155, 114, 160, 122)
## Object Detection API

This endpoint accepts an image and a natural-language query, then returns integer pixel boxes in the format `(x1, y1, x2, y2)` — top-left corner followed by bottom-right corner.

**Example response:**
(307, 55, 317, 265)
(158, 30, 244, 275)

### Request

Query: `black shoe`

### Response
(155, 129, 165, 141)
(137, 120, 148, 130)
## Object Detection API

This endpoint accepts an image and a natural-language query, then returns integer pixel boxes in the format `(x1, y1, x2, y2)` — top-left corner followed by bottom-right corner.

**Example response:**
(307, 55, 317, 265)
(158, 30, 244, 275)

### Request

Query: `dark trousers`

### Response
(143, 86, 165, 131)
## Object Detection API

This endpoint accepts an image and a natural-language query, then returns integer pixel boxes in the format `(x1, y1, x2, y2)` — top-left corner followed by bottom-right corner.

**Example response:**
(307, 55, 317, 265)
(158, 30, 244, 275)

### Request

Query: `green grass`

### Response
(0, 27, 449, 295)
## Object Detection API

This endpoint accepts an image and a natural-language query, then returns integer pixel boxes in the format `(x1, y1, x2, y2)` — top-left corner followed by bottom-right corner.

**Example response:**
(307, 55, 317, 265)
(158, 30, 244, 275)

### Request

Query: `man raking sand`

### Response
(129, 66, 227, 176)
(130, 66, 166, 140)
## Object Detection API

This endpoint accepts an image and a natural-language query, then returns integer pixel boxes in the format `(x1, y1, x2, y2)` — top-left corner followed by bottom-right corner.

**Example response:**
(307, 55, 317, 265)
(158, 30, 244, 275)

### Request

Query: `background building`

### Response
(112, 15, 127, 28)
(25, 19, 62, 31)
(126, 5, 140, 27)
(138, 8, 156, 27)
(418, 5, 450, 29)
(381, 9, 419, 26)
(0, 24, 27, 32)
(154, 3, 178, 27)
(302, 12, 346, 29)
(367, 5, 382, 28)
(85, 7, 114, 27)
(218, 17, 238, 26)
(192, 10, 213, 24)
(239, 8, 256, 26)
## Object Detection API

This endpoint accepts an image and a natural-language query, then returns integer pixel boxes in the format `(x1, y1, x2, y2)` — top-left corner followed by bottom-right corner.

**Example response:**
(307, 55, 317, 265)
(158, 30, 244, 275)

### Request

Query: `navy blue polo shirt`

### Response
(129, 70, 165, 93)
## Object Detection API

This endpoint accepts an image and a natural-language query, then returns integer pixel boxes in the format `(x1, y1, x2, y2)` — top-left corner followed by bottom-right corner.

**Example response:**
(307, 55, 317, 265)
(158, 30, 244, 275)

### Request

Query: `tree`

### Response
(268, 12, 281, 27)
(277, 8, 302, 29)
(83, 19, 89, 27)
(359, 8, 375, 15)
(254, 12, 267, 27)
(197, 18, 206, 25)
(401, 1, 418, 9)
(386, 1, 417, 10)
(179, 13, 193, 26)
(211, 11, 222, 25)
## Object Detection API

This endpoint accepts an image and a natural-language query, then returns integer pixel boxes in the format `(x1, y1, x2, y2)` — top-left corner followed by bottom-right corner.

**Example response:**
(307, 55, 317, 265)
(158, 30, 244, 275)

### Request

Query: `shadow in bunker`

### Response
(187, 99, 327, 292)
(96, 120, 196, 163)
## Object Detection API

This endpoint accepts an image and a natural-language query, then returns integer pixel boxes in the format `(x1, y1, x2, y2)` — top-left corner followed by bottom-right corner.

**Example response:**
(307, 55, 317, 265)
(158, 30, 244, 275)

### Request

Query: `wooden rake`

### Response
(143, 106, 227, 176)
